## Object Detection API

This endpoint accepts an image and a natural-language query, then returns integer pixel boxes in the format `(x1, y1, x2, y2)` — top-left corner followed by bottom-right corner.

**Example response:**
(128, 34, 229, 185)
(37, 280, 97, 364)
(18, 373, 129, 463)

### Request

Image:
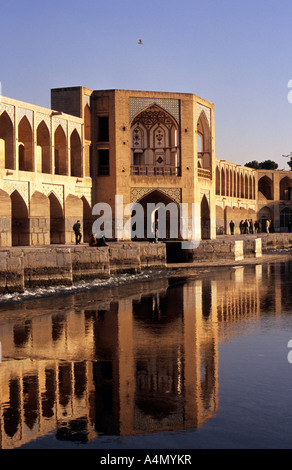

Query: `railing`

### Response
(131, 166, 180, 176)
(198, 168, 211, 179)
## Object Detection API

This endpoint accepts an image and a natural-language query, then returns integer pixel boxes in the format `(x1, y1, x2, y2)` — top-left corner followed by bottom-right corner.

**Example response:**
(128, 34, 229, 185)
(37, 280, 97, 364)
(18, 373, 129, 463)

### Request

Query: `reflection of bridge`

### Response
(0, 262, 286, 448)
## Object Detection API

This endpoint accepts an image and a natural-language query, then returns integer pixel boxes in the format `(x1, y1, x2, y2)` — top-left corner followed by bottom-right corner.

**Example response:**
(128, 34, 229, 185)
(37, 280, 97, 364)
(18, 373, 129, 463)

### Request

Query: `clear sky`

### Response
(1, 0, 292, 169)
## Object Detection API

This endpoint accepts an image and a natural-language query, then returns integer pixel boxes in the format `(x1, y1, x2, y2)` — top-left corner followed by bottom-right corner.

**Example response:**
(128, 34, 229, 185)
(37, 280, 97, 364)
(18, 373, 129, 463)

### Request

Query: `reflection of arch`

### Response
(49, 192, 65, 244)
(201, 194, 210, 240)
(0, 111, 14, 169)
(280, 176, 292, 201)
(258, 176, 273, 200)
(18, 116, 33, 172)
(11, 190, 29, 246)
(54, 125, 67, 175)
(70, 129, 82, 177)
(136, 190, 180, 240)
(37, 121, 51, 174)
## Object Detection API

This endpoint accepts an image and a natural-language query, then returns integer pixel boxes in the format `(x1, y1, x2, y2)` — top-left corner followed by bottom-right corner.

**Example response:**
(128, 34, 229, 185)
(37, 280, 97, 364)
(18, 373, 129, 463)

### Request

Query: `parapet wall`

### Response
(0, 242, 167, 294)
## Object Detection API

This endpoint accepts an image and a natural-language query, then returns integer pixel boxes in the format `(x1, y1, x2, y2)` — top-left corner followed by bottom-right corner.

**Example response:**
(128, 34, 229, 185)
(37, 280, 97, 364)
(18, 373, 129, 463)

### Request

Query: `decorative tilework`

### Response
(36, 112, 51, 130)
(0, 103, 15, 123)
(18, 107, 33, 127)
(197, 103, 211, 125)
(42, 183, 64, 206)
(74, 186, 92, 205)
(129, 97, 180, 124)
(53, 117, 67, 135)
(3, 180, 29, 208)
(131, 187, 182, 205)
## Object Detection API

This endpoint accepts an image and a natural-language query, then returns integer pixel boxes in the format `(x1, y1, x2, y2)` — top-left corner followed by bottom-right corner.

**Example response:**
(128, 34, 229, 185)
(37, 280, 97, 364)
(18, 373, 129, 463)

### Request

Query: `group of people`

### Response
(72, 220, 108, 247)
(229, 218, 273, 235)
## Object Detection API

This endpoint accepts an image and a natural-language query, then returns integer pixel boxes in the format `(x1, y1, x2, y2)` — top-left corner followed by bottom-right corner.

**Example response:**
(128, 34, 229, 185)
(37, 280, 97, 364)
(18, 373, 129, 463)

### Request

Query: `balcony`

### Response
(198, 168, 211, 179)
(131, 166, 180, 176)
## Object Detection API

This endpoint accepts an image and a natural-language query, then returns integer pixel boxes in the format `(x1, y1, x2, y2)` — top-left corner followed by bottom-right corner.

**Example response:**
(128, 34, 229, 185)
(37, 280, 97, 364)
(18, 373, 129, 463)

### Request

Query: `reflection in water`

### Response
(0, 261, 291, 448)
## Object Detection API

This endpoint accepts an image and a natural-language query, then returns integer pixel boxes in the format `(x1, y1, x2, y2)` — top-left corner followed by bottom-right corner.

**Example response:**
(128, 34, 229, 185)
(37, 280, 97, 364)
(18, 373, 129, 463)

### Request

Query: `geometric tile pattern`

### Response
(42, 183, 64, 206)
(131, 187, 182, 204)
(129, 97, 180, 124)
(197, 103, 211, 125)
(3, 180, 29, 208)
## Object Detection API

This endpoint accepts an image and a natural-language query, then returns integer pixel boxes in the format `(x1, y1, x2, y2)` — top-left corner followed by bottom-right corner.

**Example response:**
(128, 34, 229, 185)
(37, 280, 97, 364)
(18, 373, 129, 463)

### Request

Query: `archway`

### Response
(49, 193, 65, 244)
(0, 189, 11, 246)
(18, 116, 33, 172)
(0, 111, 14, 169)
(201, 194, 210, 240)
(70, 129, 82, 177)
(37, 121, 51, 174)
(135, 190, 180, 241)
(280, 176, 292, 201)
(54, 125, 67, 175)
(280, 207, 292, 230)
(258, 206, 273, 232)
(11, 191, 29, 246)
(30, 191, 50, 245)
(258, 176, 273, 200)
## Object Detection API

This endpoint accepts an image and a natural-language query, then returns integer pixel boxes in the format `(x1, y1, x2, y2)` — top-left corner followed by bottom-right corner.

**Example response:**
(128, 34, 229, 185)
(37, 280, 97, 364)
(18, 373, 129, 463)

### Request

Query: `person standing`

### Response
(229, 220, 235, 235)
(73, 220, 82, 245)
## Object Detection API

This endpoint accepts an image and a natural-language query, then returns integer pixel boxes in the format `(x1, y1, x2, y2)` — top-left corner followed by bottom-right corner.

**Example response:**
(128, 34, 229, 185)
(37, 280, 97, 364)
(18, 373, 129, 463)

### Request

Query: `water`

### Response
(0, 259, 292, 449)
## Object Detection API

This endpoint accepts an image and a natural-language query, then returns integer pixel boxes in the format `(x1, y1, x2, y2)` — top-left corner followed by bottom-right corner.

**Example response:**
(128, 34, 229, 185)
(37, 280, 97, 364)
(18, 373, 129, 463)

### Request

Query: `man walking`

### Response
(73, 220, 82, 245)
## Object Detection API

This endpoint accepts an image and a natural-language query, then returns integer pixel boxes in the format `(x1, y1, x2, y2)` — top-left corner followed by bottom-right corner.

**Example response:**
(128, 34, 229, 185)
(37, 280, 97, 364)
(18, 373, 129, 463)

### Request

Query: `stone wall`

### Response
(0, 242, 167, 294)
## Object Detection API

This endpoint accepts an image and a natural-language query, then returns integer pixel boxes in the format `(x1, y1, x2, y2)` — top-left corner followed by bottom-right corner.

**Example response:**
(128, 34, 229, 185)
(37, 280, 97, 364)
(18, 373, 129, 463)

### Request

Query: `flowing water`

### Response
(0, 259, 292, 449)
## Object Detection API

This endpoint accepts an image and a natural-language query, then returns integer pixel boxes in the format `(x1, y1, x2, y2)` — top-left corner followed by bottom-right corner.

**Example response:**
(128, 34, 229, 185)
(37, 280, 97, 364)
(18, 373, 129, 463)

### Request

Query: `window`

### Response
(98, 116, 109, 142)
(98, 149, 109, 175)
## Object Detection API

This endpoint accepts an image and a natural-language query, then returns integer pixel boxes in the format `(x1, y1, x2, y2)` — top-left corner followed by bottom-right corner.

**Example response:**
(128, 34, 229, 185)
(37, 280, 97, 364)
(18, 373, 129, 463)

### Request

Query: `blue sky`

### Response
(1, 0, 292, 168)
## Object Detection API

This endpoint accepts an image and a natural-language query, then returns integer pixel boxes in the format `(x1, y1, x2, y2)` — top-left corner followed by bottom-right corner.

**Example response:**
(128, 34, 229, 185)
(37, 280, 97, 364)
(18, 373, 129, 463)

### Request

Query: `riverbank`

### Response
(0, 233, 292, 294)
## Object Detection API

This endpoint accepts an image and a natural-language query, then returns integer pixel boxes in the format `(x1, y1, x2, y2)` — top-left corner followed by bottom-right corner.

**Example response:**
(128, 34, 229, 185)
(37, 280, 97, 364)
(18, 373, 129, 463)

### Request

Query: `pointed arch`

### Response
(258, 175, 273, 200)
(0, 111, 14, 169)
(49, 192, 65, 244)
(37, 120, 51, 174)
(279, 175, 292, 200)
(215, 166, 220, 195)
(18, 115, 33, 172)
(84, 104, 91, 141)
(70, 129, 82, 177)
(11, 190, 29, 246)
(201, 194, 210, 240)
(54, 125, 67, 175)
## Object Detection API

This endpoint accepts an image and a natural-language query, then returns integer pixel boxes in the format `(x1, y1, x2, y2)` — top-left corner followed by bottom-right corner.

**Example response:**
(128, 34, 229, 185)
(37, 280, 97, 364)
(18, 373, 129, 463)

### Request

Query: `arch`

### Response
(249, 175, 253, 199)
(30, 191, 50, 245)
(84, 104, 91, 141)
(244, 174, 249, 199)
(280, 207, 292, 230)
(226, 168, 230, 196)
(65, 194, 83, 244)
(258, 206, 273, 232)
(0, 111, 14, 169)
(54, 125, 67, 175)
(258, 175, 273, 200)
(240, 174, 244, 198)
(49, 192, 65, 244)
(221, 168, 225, 196)
(197, 111, 211, 171)
(82, 196, 92, 243)
(18, 116, 33, 172)
(70, 129, 82, 177)
(11, 190, 29, 246)
(201, 194, 210, 240)
(0, 189, 12, 246)
(136, 190, 180, 240)
(279, 176, 292, 201)
(130, 104, 180, 174)
(215, 166, 220, 195)
(37, 121, 51, 174)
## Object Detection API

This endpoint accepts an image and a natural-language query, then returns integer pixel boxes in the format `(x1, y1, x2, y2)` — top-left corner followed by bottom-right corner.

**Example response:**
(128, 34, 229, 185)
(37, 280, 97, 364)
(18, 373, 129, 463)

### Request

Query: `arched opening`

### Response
(249, 175, 253, 199)
(244, 174, 249, 199)
(130, 104, 180, 176)
(82, 196, 92, 243)
(221, 168, 225, 196)
(136, 190, 180, 241)
(0, 111, 14, 169)
(49, 193, 65, 244)
(280, 176, 292, 201)
(197, 111, 211, 171)
(258, 176, 273, 200)
(201, 194, 210, 240)
(70, 129, 82, 177)
(226, 168, 230, 196)
(215, 166, 220, 195)
(84, 104, 91, 141)
(11, 191, 29, 246)
(240, 174, 244, 198)
(65, 194, 83, 244)
(0, 189, 11, 247)
(18, 116, 33, 172)
(258, 206, 273, 232)
(37, 121, 51, 174)
(280, 207, 292, 231)
(54, 125, 67, 175)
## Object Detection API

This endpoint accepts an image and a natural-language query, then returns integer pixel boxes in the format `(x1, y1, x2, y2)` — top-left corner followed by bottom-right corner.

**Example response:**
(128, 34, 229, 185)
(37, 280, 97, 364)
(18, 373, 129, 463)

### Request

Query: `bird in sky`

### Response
(138, 39, 143, 45)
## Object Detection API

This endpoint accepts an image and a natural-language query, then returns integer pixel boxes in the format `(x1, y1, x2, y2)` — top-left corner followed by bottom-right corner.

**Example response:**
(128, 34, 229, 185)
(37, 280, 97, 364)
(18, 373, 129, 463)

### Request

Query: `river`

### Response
(0, 258, 291, 449)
